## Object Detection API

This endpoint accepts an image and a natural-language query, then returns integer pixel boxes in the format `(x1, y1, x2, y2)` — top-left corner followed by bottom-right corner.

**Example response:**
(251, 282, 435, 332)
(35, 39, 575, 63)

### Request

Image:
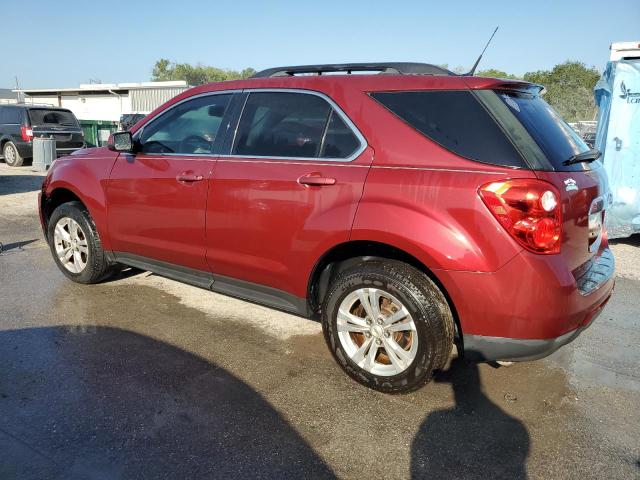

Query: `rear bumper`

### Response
(435, 246, 616, 361)
(15, 141, 33, 158)
(463, 289, 611, 361)
(14, 143, 83, 158)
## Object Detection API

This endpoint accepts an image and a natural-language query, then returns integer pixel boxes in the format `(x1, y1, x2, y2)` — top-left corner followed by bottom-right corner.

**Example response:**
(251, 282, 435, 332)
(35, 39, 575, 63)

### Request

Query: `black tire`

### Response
(322, 260, 455, 393)
(3, 142, 24, 167)
(47, 201, 115, 284)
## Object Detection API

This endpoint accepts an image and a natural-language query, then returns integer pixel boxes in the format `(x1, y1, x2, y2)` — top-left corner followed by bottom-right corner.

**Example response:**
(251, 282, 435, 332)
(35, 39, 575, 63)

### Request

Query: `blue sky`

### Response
(3, 0, 639, 88)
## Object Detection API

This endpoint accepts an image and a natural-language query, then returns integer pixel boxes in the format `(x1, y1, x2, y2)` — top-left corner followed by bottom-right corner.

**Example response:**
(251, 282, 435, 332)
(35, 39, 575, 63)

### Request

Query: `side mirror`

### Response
(108, 131, 134, 152)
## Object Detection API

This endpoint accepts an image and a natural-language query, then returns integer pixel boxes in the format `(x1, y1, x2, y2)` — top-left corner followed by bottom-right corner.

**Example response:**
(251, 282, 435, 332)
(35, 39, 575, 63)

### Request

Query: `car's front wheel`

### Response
(322, 260, 455, 393)
(47, 201, 115, 284)
(3, 142, 24, 167)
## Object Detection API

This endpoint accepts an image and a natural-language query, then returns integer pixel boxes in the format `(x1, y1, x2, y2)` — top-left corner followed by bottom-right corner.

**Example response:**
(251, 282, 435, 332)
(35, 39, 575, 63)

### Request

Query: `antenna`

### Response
(466, 26, 499, 76)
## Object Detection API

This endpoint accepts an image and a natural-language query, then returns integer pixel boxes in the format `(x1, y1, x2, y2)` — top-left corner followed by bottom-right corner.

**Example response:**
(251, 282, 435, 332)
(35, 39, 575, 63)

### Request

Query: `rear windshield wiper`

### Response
(562, 149, 601, 166)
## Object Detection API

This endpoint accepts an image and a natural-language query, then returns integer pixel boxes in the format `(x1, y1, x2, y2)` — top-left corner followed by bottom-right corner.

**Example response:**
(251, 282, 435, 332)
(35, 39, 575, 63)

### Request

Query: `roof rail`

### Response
(251, 62, 453, 78)
(13, 102, 56, 107)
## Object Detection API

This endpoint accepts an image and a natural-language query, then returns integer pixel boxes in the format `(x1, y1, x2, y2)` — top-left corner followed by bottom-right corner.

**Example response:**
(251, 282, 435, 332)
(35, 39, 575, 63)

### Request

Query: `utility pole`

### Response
(15, 76, 23, 103)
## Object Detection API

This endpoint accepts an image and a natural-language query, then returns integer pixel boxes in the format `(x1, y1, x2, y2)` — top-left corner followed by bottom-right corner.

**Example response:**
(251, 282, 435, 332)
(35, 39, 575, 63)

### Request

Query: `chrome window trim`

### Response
(132, 90, 241, 156)
(223, 88, 367, 163)
(131, 88, 368, 162)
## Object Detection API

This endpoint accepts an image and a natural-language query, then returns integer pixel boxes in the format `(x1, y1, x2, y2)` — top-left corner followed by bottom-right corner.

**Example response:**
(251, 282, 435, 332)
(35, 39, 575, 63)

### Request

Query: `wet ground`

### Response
(1, 164, 639, 479)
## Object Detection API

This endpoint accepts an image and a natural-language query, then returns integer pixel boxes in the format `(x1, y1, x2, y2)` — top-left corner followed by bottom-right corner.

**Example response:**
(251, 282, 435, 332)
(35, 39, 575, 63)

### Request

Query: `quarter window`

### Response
(0, 107, 22, 124)
(370, 90, 527, 168)
(139, 94, 232, 155)
(233, 92, 361, 159)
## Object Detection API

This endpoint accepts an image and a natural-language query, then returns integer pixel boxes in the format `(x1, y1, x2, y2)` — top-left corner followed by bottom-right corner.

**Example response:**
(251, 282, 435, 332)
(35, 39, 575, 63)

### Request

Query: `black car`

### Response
(0, 104, 85, 167)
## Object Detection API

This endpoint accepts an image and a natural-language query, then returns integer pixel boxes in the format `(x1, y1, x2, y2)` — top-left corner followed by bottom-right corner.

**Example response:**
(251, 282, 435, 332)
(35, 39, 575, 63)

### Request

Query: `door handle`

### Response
(176, 173, 204, 183)
(298, 174, 336, 186)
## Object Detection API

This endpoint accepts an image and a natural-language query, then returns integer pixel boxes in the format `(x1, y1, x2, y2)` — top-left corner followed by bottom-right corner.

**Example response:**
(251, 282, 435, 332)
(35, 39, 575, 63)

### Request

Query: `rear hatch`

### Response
(476, 86, 609, 273)
(27, 108, 84, 150)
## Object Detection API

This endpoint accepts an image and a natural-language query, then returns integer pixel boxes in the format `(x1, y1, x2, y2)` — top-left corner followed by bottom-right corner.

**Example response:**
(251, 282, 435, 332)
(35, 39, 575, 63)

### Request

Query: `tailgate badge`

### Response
(564, 178, 578, 191)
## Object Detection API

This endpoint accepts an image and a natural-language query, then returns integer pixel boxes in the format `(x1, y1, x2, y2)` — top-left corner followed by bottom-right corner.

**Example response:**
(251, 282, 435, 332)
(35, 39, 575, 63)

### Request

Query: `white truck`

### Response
(595, 41, 640, 238)
(610, 42, 640, 61)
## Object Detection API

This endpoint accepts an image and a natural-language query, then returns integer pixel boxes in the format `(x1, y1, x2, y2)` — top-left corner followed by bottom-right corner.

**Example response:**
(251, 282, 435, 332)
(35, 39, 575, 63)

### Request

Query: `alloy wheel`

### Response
(4, 145, 16, 165)
(337, 288, 418, 376)
(53, 217, 89, 274)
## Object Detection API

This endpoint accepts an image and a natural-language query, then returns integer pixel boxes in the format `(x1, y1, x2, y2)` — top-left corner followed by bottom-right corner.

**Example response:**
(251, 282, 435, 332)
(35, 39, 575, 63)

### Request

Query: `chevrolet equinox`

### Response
(39, 63, 615, 393)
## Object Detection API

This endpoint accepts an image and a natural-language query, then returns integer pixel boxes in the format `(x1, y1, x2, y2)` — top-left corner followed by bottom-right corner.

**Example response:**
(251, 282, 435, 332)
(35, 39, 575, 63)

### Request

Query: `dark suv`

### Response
(39, 63, 614, 393)
(0, 104, 85, 167)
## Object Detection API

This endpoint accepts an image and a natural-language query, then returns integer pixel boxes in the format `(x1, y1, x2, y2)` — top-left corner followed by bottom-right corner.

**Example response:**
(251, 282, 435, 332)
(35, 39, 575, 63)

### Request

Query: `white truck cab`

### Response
(610, 42, 640, 61)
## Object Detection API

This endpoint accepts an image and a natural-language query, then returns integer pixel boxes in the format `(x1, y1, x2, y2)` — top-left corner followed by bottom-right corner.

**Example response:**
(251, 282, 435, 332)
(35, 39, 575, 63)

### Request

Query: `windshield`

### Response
(494, 90, 592, 171)
(28, 109, 79, 127)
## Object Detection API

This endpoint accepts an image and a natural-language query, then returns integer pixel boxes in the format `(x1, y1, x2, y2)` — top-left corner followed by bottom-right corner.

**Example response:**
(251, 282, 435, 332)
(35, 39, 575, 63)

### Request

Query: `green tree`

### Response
(151, 59, 256, 85)
(523, 61, 600, 122)
(476, 68, 520, 79)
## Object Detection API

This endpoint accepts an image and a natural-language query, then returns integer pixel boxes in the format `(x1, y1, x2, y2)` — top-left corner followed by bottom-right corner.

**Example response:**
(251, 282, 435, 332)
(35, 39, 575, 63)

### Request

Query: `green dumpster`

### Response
(80, 120, 119, 148)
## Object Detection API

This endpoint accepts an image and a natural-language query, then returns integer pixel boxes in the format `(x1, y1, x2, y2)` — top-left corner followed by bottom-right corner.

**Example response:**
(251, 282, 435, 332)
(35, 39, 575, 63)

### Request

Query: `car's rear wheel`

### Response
(3, 142, 24, 167)
(47, 201, 115, 284)
(322, 260, 455, 393)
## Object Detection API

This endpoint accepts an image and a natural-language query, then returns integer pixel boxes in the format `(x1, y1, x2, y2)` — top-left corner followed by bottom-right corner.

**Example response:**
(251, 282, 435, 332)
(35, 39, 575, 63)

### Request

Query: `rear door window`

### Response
(232, 91, 362, 160)
(320, 110, 360, 158)
(233, 92, 331, 158)
(370, 90, 527, 168)
(28, 109, 78, 127)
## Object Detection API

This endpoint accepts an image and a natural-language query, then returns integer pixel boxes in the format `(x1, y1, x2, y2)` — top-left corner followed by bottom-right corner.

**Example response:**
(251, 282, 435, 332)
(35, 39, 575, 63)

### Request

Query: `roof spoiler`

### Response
(493, 81, 545, 95)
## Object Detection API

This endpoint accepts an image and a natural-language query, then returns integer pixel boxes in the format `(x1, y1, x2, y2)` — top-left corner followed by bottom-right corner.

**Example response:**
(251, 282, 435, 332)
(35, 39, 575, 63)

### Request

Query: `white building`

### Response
(15, 81, 189, 122)
(0, 88, 18, 105)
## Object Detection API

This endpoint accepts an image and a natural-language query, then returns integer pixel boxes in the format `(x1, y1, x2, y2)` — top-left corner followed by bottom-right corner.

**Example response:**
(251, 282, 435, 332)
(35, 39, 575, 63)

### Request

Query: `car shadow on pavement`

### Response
(100, 266, 145, 283)
(0, 239, 38, 254)
(0, 326, 336, 480)
(0, 175, 43, 195)
(411, 360, 530, 479)
(609, 233, 640, 247)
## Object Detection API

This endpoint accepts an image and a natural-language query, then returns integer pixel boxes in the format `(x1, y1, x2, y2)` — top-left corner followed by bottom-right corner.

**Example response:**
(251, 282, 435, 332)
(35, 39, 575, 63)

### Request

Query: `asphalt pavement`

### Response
(1, 164, 639, 479)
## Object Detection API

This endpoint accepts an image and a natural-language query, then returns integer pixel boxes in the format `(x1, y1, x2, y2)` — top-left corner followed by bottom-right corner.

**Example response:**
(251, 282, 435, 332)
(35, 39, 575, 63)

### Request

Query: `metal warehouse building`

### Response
(15, 81, 189, 146)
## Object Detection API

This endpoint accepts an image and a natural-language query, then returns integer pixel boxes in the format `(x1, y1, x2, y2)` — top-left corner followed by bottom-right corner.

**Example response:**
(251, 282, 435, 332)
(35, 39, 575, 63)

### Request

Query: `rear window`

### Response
(28, 109, 78, 127)
(493, 90, 591, 171)
(370, 90, 527, 168)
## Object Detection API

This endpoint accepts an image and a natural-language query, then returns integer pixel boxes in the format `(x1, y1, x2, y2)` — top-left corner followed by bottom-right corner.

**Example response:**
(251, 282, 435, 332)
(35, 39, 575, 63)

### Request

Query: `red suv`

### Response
(39, 63, 615, 393)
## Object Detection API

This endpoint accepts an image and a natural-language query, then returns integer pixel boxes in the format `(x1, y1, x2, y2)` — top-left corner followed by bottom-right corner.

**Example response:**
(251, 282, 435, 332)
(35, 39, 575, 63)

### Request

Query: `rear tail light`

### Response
(21, 125, 33, 142)
(479, 179, 562, 254)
